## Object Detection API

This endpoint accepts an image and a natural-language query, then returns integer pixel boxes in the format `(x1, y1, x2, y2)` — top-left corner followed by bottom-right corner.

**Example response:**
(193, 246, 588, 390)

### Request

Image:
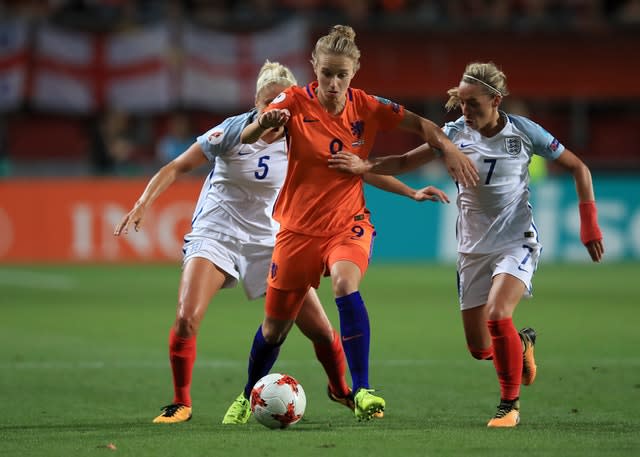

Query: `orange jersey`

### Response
(266, 82, 405, 236)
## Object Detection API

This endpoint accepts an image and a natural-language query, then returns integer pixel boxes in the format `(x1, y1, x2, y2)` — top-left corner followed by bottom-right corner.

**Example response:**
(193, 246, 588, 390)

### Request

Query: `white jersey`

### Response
(186, 110, 288, 244)
(443, 112, 564, 254)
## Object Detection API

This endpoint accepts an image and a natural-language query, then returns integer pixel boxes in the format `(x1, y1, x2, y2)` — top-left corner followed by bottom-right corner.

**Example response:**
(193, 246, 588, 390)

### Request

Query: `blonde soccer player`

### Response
(225, 25, 475, 422)
(329, 61, 604, 427)
(115, 60, 450, 424)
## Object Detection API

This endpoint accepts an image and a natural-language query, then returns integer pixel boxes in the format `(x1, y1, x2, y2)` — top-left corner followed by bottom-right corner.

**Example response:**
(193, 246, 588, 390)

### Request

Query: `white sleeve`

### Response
(195, 111, 253, 161)
(508, 114, 565, 160)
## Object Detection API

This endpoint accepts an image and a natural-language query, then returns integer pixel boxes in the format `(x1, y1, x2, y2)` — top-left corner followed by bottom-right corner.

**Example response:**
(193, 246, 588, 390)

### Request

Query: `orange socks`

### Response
(313, 329, 350, 397)
(169, 328, 196, 407)
(487, 318, 522, 401)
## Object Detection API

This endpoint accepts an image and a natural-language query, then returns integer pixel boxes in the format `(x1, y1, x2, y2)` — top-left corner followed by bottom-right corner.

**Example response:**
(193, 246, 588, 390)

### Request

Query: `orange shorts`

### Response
(267, 218, 376, 292)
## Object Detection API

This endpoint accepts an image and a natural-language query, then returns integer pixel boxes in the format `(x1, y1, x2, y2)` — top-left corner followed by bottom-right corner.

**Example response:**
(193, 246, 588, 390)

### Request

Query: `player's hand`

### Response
(585, 239, 604, 263)
(113, 203, 147, 236)
(412, 185, 450, 203)
(328, 152, 369, 175)
(259, 109, 290, 130)
(443, 149, 479, 187)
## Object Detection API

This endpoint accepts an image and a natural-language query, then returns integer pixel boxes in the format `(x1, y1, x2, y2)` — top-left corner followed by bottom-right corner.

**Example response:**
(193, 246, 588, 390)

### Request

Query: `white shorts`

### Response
(456, 242, 541, 310)
(182, 233, 274, 300)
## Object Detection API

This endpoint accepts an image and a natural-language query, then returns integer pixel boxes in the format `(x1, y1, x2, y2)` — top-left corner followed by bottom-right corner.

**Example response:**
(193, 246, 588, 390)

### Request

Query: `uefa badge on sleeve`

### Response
(207, 129, 224, 145)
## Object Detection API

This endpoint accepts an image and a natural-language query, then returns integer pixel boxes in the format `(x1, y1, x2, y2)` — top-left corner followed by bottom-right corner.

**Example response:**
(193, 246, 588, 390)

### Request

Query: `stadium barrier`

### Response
(366, 175, 640, 262)
(0, 176, 638, 263)
(0, 178, 197, 262)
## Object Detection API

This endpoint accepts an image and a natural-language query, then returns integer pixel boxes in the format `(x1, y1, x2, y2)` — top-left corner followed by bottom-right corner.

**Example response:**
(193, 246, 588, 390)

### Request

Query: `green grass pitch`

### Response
(1, 262, 639, 456)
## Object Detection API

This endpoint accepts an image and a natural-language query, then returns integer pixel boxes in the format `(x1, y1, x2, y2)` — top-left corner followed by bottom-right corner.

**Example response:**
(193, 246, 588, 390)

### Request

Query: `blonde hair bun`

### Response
(256, 60, 297, 96)
(331, 25, 356, 41)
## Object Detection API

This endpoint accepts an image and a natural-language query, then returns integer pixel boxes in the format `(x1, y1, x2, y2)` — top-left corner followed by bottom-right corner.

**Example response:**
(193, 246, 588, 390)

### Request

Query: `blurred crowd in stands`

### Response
(2, 0, 640, 31)
(0, 0, 639, 178)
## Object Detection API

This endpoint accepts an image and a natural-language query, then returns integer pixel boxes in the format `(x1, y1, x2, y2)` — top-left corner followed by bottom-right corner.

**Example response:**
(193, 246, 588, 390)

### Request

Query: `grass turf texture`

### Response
(1, 262, 638, 456)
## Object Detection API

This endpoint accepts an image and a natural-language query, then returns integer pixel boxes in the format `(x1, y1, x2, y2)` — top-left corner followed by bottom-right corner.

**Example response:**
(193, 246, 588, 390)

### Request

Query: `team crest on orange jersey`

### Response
(270, 262, 278, 279)
(351, 120, 365, 147)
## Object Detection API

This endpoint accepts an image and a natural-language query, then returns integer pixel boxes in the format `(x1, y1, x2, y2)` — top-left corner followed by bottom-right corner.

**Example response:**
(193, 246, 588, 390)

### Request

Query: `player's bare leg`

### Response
(154, 258, 227, 424)
(485, 274, 524, 427)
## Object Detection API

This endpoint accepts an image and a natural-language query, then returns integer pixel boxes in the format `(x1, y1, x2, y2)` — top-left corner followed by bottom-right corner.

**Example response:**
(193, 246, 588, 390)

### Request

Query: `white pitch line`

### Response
(1, 359, 462, 370)
(3, 360, 242, 370)
(0, 269, 76, 290)
(2, 358, 639, 370)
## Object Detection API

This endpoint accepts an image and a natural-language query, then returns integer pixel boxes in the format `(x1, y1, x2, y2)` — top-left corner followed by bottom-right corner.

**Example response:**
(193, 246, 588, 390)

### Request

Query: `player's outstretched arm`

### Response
(554, 148, 604, 262)
(362, 173, 450, 203)
(113, 142, 207, 236)
(329, 143, 436, 176)
(399, 110, 479, 187)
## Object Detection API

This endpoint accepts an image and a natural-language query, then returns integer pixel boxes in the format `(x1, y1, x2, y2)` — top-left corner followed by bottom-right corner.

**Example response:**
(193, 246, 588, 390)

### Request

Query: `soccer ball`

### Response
(250, 373, 306, 429)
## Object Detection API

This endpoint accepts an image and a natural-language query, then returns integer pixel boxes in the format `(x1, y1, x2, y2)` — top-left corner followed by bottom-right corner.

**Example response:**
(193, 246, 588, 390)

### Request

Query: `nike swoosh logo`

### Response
(517, 266, 528, 272)
(342, 333, 363, 342)
(238, 151, 252, 156)
(459, 143, 473, 148)
(303, 118, 319, 123)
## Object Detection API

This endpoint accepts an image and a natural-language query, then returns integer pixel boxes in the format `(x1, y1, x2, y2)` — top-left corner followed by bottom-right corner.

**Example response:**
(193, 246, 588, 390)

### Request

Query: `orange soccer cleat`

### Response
(519, 327, 537, 386)
(487, 399, 520, 428)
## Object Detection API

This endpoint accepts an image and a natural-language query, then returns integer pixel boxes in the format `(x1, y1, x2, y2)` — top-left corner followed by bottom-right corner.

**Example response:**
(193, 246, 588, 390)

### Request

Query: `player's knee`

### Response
(174, 315, 199, 338)
(468, 346, 493, 360)
(486, 303, 511, 321)
(261, 320, 292, 345)
(295, 321, 332, 345)
(331, 276, 358, 297)
(262, 329, 287, 345)
(311, 327, 335, 346)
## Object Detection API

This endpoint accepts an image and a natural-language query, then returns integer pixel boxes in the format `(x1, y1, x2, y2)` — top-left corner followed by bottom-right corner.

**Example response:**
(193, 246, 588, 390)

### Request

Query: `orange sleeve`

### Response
(363, 94, 405, 131)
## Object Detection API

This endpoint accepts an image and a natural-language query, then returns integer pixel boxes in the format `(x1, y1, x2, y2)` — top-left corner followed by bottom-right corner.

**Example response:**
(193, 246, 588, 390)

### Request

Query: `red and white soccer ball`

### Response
(250, 373, 306, 429)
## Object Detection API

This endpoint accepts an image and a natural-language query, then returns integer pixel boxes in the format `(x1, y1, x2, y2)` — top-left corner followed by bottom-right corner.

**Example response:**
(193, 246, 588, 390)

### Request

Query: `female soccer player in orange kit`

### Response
(115, 60, 449, 425)
(223, 25, 478, 421)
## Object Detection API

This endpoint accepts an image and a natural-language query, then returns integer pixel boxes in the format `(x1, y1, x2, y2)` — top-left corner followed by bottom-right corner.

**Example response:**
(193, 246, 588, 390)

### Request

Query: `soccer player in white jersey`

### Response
(329, 61, 604, 427)
(114, 60, 450, 425)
